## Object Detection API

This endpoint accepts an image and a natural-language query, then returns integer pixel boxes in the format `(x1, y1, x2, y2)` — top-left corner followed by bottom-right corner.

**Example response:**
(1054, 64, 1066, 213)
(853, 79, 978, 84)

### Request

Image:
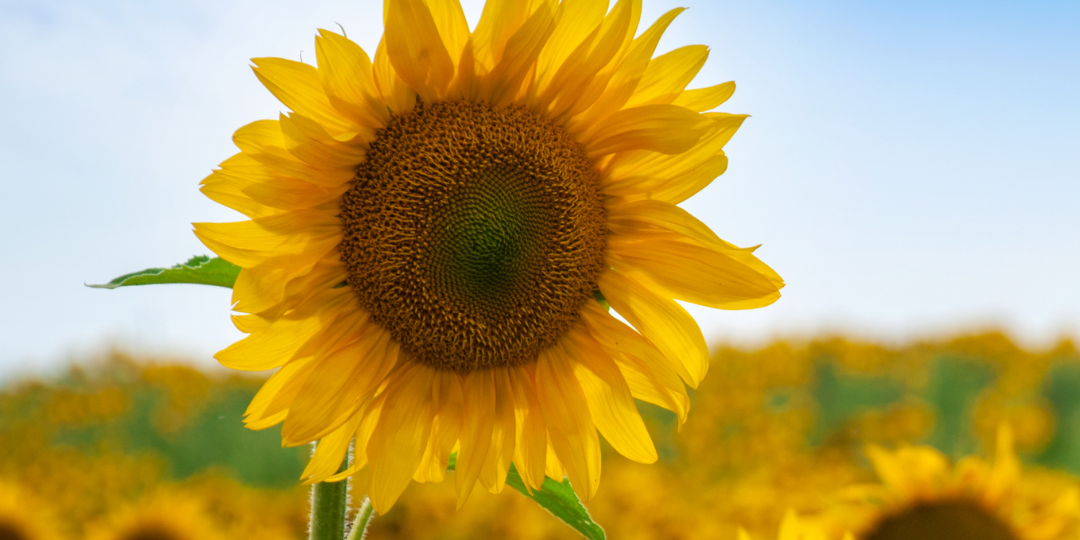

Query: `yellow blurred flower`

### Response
(740, 511, 850, 540)
(0, 479, 65, 540)
(974, 391, 1056, 454)
(179, 474, 306, 540)
(140, 364, 212, 434)
(193, 0, 783, 512)
(825, 426, 1080, 540)
(85, 491, 225, 540)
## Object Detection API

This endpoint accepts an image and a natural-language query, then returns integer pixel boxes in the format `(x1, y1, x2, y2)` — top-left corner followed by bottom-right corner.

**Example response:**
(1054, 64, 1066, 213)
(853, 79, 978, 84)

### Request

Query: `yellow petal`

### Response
(537, 0, 635, 122)
(598, 269, 709, 387)
(536, 344, 601, 501)
(327, 392, 387, 481)
(624, 45, 708, 108)
(367, 363, 437, 513)
(232, 265, 297, 322)
(231, 313, 270, 334)
(251, 57, 356, 135)
(479, 370, 517, 494)
(567, 7, 684, 132)
(202, 154, 345, 214)
(468, 0, 527, 70)
(608, 235, 783, 310)
(602, 113, 746, 203)
(286, 300, 369, 361)
(373, 37, 417, 115)
(568, 329, 657, 463)
(279, 113, 368, 169)
(282, 328, 398, 445)
(243, 355, 317, 429)
(216, 311, 321, 371)
(315, 29, 391, 127)
(554, 0, 643, 121)
(986, 424, 1020, 501)
(866, 444, 950, 492)
(230, 119, 356, 189)
(233, 260, 347, 318)
(533, 0, 607, 91)
(216, 288, 353, 370)
(414, 370, 463, 483)
(231, 118, 283, 152)
(198, 166, 277, 219)
(423, 0, 470, 67)
(455, 369, 496, 507)
(584, 104, 712, 158)
(607, 198, 731, 248)
(384, 0, 456, 102)
(778, 511, 800, 540)
(193, 210, 341, 269)
(579, 302, 689, 423)
(480, 2, 558, 107)
(509, 364, 547, 492)
(544, 435, 565, 480)
(672, 81, 736, 112)
(301, 411, 364, 484)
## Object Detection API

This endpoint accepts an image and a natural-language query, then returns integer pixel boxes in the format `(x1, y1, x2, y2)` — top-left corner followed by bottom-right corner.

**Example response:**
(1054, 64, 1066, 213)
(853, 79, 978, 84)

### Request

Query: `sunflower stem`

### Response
(309, 453, 350, 540)
(345, 497, 375, 540)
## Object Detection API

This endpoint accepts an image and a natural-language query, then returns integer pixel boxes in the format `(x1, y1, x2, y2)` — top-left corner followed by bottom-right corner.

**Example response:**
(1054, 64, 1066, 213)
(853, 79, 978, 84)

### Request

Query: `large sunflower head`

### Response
(824, 426, 1080, 540)
(194, 0, 784, 512)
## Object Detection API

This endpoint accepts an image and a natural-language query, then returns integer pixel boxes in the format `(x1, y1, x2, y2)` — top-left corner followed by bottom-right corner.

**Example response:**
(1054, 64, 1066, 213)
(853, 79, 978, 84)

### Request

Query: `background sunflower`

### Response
(817, 427, 1080, 540)
(84, 491, 226, 540)
(0, 480, 64, 540)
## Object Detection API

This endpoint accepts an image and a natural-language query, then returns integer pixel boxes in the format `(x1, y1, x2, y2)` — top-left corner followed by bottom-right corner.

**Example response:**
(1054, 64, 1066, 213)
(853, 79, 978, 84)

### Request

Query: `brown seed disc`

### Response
(339, 101, 607, 372)
(865, 500, 1020, 540)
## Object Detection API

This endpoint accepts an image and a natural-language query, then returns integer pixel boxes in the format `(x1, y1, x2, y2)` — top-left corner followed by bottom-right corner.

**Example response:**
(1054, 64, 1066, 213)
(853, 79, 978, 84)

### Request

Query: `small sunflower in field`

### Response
(85, 491, 224, 540)
(0, 480, 63, 540)
(739, 511, 850, 540)
(826, 427, 1080, 540)
(195, 0, 783, 512)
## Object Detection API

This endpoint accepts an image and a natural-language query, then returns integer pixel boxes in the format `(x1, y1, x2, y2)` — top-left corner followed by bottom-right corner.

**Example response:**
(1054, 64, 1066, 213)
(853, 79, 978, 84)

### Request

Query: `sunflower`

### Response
(194, 0, 783, 512)
(84, 491, 224, 540)
(0, 480, 64, 540)
(824, 427, 1080, 540)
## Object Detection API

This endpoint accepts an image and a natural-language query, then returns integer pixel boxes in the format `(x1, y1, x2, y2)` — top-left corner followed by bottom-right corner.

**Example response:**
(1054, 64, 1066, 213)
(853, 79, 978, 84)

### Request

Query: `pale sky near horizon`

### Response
(1, 0, 1077, 379)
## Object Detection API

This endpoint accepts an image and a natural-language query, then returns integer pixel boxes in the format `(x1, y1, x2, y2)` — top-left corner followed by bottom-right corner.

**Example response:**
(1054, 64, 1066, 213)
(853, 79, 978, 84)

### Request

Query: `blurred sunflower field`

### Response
(3, 331, 1080, 540)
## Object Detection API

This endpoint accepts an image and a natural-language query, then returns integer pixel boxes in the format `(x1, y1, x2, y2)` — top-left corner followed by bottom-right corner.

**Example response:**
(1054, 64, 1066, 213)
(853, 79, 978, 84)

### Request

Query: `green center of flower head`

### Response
(865, 500, 1020, 540)
(435, 166, 546, 306)
(340, 101, 606, 372)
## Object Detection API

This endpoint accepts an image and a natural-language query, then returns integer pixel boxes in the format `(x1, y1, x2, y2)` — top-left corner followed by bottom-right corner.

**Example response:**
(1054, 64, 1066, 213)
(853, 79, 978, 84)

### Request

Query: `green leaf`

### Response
(593, 290, 610, 311)
(87, 255, 241, 289)
(446, 454, 605, 540)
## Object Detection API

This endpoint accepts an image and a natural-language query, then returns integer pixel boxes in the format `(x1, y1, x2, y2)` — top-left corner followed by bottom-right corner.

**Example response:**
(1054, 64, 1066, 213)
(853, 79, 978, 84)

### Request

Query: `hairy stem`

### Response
(309, 454, 349, 540)
(346, 497, 375, 540)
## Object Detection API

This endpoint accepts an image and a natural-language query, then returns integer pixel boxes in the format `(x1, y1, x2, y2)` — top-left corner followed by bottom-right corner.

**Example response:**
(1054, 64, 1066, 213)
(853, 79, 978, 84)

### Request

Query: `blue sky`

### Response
(1, 0, 1077, 377)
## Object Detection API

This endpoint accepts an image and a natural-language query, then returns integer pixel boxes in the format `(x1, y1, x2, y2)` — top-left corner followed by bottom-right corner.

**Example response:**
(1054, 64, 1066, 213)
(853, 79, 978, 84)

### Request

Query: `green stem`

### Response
(309, 456, 350, 540)
(345, 497, 375, 540)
